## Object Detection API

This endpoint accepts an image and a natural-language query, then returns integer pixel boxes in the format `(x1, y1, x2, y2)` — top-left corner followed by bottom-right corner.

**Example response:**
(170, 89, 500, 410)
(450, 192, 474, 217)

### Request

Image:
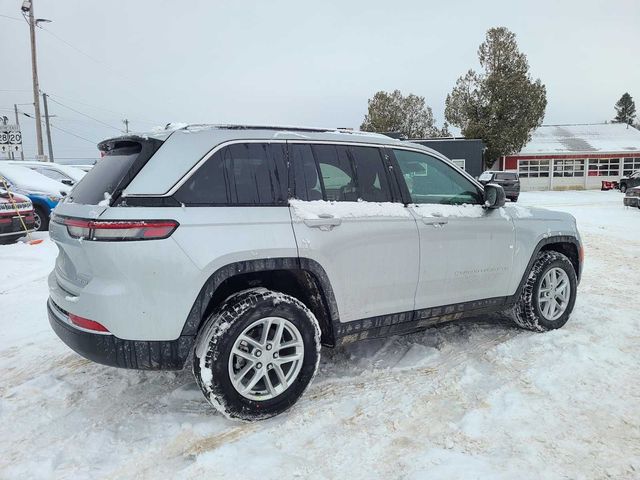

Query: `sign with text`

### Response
(0, 124, 22, 154)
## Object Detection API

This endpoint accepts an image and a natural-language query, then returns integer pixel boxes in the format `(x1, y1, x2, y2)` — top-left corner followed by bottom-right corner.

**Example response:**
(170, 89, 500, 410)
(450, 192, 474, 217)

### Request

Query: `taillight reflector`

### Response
(54, 216, 178, 241)
(69, 313, 110, 333)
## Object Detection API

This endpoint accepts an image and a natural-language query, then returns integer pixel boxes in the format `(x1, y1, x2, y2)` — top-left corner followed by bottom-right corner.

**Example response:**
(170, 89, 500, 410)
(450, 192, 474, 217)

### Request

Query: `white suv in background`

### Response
(47, 125, 583, 420)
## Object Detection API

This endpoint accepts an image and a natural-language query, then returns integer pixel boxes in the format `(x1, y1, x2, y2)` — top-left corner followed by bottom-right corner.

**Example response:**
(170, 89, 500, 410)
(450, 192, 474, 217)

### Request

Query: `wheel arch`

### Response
(509, 235, 582, 305)
(180, 257, 339, 346)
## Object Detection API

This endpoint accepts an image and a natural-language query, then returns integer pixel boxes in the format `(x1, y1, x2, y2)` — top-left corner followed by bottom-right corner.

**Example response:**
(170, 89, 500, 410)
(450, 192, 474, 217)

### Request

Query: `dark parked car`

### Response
(478, 171, 520, 202)
(619, 170, 640, 193)
(623, 186, 640, 208)
(0, 189, 36, 244)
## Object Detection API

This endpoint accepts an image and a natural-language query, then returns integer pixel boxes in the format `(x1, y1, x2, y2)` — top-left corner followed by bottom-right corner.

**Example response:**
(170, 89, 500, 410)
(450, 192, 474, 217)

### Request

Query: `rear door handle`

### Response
(422, 217, 448, 227)
(304, 214, 342, 230)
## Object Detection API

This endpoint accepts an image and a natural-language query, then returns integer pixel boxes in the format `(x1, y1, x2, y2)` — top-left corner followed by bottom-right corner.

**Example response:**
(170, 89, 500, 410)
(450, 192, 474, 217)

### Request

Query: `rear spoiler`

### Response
(98, 135, 164, 205)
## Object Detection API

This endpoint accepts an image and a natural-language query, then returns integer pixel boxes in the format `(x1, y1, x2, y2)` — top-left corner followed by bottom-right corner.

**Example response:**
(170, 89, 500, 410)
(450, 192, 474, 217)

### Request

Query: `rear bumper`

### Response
(48, 298, 194, 370)
(0, 213, 35, 237)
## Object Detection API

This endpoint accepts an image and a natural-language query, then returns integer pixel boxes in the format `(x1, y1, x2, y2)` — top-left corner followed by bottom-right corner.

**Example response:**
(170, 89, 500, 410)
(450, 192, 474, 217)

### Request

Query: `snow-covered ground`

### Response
(1, 190, 639, 479)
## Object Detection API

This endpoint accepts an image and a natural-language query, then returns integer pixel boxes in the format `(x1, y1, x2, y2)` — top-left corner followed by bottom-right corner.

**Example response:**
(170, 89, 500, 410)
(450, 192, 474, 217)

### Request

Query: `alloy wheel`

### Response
(228, 316, 305, 401)
(538, 267, 571, 321)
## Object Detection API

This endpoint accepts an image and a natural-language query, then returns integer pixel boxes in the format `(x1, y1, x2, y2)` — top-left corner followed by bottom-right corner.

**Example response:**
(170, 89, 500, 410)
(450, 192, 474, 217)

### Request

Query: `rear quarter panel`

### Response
(78, 205, 298, 340)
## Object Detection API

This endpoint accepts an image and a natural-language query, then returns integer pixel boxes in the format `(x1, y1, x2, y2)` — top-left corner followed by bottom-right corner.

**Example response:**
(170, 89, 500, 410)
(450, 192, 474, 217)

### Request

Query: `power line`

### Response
(46, 93, 159, 125)
(20, 111, 97, 144)
(49, 123, 97, 144)
(0, 13, 23, 22)
(38, 26, 106, 67)
(46, 96, 122, 132)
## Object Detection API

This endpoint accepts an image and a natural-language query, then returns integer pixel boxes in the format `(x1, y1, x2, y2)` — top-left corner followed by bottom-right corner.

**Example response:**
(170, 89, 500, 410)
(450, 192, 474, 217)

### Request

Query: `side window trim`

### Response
(382, 147, 407, 204)
(386, 148, 414, 205)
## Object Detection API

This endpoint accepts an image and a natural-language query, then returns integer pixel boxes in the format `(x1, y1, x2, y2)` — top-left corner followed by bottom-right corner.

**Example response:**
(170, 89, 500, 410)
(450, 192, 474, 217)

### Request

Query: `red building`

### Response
(499, 123, 640, 191)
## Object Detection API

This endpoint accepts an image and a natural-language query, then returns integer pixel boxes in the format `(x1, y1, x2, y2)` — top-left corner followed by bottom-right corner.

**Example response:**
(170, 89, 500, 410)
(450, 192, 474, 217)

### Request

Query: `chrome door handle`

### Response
(422, 217, 448, 227)
(304, 214, 342, 230)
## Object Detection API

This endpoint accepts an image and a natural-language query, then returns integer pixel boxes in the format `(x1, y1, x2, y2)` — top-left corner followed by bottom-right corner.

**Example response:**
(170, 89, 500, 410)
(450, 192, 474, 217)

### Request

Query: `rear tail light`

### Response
(54, 215, 178, 241)
(69, 313, 110, 333)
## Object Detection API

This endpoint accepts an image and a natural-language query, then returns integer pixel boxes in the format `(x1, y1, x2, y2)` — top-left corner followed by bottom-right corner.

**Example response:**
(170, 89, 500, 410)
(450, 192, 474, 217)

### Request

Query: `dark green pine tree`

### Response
(614, 93, 637, 125)
(445, 27, 547, 168)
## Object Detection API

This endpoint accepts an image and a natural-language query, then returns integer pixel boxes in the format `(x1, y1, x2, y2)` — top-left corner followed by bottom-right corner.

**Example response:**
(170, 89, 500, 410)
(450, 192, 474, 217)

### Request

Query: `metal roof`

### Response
(519, 123, 640, 155)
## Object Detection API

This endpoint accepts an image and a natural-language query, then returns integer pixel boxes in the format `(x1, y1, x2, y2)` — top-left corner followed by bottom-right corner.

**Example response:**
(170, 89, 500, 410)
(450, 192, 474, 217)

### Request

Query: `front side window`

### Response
(393, 149, 482, 205)
(174, 142, 287, 205)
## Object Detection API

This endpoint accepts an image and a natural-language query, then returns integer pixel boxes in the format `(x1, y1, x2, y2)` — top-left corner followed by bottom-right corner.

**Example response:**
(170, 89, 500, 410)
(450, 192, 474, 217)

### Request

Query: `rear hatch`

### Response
(51, 136, 164, 292)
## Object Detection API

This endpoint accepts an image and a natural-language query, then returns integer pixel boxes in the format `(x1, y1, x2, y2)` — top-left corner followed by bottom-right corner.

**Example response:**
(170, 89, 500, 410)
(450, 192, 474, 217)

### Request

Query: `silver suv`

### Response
(48, 125, 583, 420)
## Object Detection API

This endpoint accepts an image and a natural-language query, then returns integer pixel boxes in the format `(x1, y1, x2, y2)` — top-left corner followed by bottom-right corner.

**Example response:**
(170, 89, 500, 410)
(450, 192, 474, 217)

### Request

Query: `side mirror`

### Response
(61, 179, 74, 186)
(483, 183, 506, 209)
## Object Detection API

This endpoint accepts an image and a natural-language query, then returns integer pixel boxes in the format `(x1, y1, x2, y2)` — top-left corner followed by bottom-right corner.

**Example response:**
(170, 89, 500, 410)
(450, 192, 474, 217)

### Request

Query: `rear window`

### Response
(174, 143, 287, 205)
(69, 141, 143, 205)
(495, 172, 518, 181)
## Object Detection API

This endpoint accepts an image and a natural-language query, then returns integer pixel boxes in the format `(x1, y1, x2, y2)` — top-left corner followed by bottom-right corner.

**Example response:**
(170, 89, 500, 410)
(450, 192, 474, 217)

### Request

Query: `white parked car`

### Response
(0, 164, 71, 231)
(47, 125, 583, 420)
(4, 161, 86, 186)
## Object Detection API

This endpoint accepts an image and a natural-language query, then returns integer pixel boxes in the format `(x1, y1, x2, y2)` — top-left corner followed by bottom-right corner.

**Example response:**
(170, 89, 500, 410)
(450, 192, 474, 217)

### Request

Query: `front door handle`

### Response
(422, 217, 449, 227)
(304, 214, 342, 230)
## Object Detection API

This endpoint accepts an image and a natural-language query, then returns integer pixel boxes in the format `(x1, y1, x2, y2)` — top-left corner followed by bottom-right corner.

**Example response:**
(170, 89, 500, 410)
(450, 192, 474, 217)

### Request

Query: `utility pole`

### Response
(22, 0, 45, 158)
(123, 119, 129, 133)
(14, 104, 25, 160)
(42, 93, 54, 163)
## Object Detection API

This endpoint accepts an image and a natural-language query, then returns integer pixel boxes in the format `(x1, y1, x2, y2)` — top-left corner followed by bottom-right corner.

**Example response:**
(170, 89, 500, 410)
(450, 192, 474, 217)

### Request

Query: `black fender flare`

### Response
(508, 235, 582, 306)
(179, 257, 340, 338)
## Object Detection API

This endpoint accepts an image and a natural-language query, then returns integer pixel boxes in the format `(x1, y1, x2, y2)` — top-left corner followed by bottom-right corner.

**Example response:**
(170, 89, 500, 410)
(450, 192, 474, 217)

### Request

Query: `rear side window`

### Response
(70, 141, 143, 205)
(292, 144, 393, 202)
(349, 146, 392, 202)
(175, 143, 287, 205)
(291, 144, 323, 201)
(313, 145, 358, 202)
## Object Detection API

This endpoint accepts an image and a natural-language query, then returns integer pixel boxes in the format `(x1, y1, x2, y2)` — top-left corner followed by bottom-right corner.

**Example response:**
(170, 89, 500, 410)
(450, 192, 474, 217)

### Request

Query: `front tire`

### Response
(620, 184, 627, 193)
(508, 251, 577, 332)
(193, 288, 321, 421)
(33, 206, 48, 231)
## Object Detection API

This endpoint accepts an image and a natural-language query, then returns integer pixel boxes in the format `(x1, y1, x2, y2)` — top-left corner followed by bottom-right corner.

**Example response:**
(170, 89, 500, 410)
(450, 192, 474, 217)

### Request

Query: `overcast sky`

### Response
(1, 0, 638, 161)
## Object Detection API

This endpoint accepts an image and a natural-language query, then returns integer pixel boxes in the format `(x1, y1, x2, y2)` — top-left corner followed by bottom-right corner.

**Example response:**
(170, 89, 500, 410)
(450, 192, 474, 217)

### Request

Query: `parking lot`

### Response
(1, 190, 639, 479)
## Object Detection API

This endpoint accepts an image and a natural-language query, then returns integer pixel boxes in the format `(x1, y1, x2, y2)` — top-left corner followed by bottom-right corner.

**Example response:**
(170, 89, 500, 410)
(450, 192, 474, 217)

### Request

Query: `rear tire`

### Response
(193, 288, 321, 421)
(507, 251, 577, 332)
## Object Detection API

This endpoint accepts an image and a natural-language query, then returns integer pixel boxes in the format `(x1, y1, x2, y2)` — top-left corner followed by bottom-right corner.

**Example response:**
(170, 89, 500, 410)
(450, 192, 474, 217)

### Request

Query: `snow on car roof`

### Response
(8, 162, 86, 182)
(0, 163, 71, 195)
(520, 123, 640, 155)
